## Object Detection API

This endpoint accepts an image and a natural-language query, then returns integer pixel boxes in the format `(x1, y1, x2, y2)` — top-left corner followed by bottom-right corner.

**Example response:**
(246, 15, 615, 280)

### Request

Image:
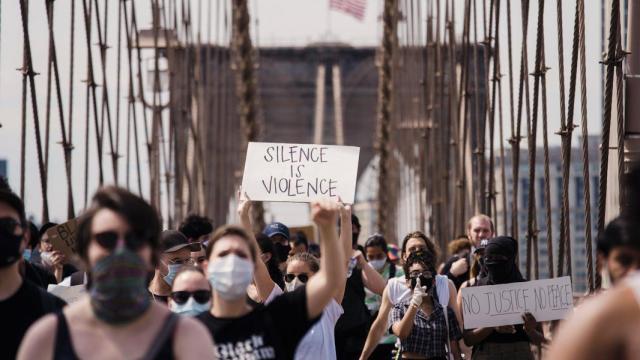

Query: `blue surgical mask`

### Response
(163, 263, 182, 286)
(22, 248, 32, 262)
(170, 297, 211, 316)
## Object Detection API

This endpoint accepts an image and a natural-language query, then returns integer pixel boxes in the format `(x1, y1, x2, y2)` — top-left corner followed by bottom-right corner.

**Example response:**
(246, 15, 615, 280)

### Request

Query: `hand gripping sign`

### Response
(241, 142, 360, 204)
(460, 276, 574, 329)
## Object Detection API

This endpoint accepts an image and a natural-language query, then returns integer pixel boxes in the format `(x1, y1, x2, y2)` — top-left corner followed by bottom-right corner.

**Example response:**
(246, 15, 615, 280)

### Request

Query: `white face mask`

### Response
(285, 277, 304, 292)
(40, 251, 54, 267)
(207, 254, 254, 300)
(170, 297, 211, 317)
(369, 259, 386, 271)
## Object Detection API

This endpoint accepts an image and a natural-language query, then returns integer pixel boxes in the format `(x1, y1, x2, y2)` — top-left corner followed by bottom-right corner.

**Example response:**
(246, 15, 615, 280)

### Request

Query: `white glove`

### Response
(411, 277, 427, 307)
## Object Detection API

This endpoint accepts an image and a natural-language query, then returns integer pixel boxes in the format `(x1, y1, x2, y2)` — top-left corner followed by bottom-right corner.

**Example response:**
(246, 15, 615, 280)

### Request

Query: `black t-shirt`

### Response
(24, 261, 57, 289)
(442, 255, 470, 290)
(1, 279, 66, 359)
(197, 286, 318, 359)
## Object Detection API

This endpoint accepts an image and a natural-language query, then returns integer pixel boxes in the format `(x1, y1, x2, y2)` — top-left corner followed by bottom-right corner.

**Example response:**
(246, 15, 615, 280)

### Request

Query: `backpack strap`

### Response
(142, 313, 179, 360)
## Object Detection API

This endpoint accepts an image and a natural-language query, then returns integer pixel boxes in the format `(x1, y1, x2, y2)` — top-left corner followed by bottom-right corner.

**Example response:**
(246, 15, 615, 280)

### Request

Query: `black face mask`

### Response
(273, 242, 291, 263)
(485, 260, 511, 283)
(410, 275, 434, 292)
(0, 218, 23, 268)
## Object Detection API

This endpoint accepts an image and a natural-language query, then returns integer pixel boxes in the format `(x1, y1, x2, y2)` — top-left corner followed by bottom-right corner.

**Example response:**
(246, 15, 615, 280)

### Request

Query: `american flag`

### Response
(329, 0, 367, 21)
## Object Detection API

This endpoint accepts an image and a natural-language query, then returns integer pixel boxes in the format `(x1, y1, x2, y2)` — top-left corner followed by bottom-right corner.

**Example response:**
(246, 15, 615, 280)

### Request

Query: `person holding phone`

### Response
(391, 252, 462, 360)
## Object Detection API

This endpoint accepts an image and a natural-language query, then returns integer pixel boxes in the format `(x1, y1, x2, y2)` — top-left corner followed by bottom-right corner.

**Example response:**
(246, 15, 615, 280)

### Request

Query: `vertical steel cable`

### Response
(556, 0, 575, 277)
(539, 43, 554, 279)
(19, 0, 50, 221)
(506, 0, 518, 237)
(44, 0, 75, 219)
(44, 0, 54, 176)
(82, 0, 105, 186)
(527, 0, 546, 281)
(19, 0, 29, 200)
(67, 0, 77, 218)
(376, 0, 396, 237)
(231, 0, 264, 232)
(578, 0, 594, 291)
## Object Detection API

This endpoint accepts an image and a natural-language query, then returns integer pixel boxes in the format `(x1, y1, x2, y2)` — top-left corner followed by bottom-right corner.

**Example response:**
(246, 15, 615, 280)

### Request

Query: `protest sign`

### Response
(460, 276, 573, 329)
(46, 218, 78, 258)
(241, 142, 360, 203)
(48, 284, 86, 304)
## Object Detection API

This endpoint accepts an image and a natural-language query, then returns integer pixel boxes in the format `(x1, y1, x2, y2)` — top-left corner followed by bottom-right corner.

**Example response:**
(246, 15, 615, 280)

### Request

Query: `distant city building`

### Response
(496, 136, 600, 293)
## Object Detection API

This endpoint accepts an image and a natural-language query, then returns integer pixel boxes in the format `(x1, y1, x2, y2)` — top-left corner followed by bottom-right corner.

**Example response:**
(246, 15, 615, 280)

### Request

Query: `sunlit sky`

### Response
(0, 0, 604, 223)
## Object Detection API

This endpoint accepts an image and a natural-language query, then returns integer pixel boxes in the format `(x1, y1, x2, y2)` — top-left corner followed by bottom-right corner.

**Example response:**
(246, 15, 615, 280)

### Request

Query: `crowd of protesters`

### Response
(1, 165, 640, 359)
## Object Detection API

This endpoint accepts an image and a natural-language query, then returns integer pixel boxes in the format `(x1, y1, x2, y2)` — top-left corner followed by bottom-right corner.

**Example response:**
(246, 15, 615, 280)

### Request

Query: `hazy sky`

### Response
(0, 0, 604, 223)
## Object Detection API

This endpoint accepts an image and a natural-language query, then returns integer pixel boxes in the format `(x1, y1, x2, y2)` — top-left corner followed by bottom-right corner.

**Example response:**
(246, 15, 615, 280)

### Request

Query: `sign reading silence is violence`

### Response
(460, 276, 574, 329)
(241, 142, 360, 204)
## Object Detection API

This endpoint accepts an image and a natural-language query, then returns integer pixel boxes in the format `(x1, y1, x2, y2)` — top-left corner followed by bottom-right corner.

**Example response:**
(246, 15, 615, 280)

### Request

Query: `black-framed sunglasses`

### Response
(170, 290, 211, 305)
(408, 270, 433, 280)
(92, 231, 146, 251)
(284, 273, 309, 283)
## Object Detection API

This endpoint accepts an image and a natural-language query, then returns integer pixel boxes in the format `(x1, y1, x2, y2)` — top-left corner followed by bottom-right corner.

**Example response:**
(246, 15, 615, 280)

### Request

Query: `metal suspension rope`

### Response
(505, 0, 517, 237)
(539, 43, 554, 280)
(122, 0, 144, 196)
(578, 0, 594, 291)
(486, 0, 499, 227)
(18, 0, 50, 222)
(92, 0, 119, 183)
(82, 0, 105, 186)
(556, 0, 575, 278)
(44, 0, 76, 219)
(67, 0, 77, 218)
(527, 0, 546, 281)
(231, 0, 264, 232)
(376, 0, 396, 238)
(83, 0, 94, 206)
(514, 0, 531, 279)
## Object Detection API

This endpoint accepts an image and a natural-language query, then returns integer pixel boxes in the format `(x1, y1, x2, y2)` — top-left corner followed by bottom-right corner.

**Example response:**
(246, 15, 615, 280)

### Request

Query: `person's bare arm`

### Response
(360, 285, 393, 360)
(391, 304, 418, 340)
(447, 279, 462, 325)
(305, 199, 344, 319)
(237, 193, 276, 301)
(174, 317, 217, 359)
(449, 340, 462, 360)
(355, 251, 386, 295)
(17, 314, 57, 360)
(335, 202, 352, 304)
(547, 286, 637, 359)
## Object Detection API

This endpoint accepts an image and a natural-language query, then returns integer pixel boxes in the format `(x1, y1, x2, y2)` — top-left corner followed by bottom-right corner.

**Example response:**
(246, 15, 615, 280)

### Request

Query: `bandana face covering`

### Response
(90, 248, 151, 324)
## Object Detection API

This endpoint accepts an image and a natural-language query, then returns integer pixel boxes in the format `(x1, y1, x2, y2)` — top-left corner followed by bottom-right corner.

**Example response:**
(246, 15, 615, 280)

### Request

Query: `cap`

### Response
(387, 243, 399, 261)
(159, 230, 198, 253)
(473, 239, 489, 253)
(263, 222, 290, 240)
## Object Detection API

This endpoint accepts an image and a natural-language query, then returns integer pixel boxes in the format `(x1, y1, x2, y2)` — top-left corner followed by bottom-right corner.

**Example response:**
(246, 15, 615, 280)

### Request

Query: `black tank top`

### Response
(53, 312, 178, 360)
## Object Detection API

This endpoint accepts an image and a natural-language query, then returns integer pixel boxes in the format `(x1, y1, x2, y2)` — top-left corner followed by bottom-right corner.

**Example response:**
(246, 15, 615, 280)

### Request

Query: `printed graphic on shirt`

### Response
(215, 335, 275, 359)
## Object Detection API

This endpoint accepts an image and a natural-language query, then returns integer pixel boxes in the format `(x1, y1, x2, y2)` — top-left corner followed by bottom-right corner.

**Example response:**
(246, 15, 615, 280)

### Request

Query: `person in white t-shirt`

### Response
(265, 201, 353, 360)
(360, 231, 461, 360)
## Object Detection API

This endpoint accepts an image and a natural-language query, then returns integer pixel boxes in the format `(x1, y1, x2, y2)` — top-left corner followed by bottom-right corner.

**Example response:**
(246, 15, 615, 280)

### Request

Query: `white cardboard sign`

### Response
(47, 284, 86, 304)
(460, 276, 573, 329)
(241, 142, 360, 204)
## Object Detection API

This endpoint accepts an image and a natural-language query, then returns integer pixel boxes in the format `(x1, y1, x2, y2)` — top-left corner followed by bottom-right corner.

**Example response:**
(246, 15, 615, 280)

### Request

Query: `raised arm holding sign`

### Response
(241, 142, 360, 204)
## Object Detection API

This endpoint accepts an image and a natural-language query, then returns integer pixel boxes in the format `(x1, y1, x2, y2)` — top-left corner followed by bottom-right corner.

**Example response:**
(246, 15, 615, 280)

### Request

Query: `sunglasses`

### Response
(170, 290, 211, 305)
(284, 273, 309, 283)
(93, 231, 146, 251)
(408, 270, 433, 279)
